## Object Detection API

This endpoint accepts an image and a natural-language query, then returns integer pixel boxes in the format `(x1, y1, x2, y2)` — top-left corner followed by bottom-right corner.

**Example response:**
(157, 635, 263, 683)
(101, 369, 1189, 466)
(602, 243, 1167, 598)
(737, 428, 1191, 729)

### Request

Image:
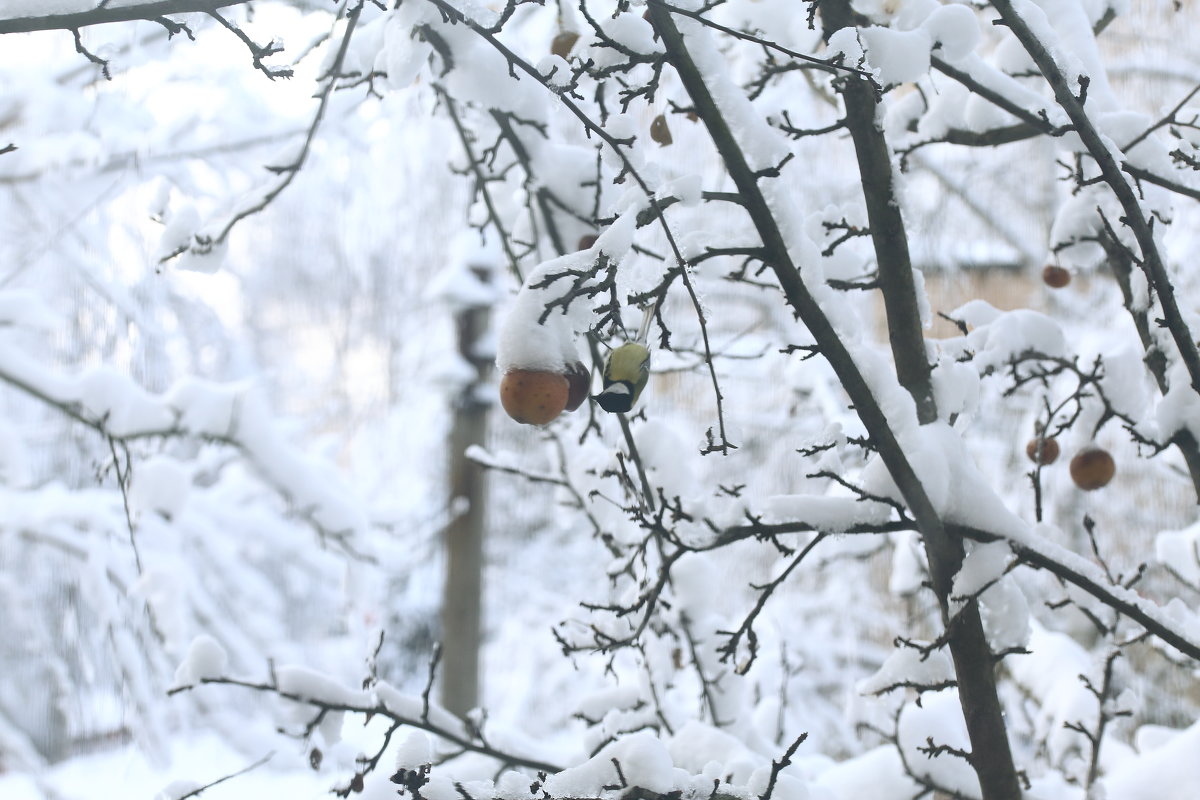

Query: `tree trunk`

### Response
(818, 6, 1022, 797)
(440, 266, 491, 717)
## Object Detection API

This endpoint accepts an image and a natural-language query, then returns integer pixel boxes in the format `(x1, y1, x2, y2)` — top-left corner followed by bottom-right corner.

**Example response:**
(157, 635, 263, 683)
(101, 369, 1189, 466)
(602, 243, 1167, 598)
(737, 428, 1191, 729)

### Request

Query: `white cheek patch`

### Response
(604, 383, 632, 396)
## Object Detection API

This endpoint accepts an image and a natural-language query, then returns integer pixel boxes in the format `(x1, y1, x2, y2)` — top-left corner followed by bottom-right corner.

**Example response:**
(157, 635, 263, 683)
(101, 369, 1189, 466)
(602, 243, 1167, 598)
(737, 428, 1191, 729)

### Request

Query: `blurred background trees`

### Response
(2, 2, 1200, 799)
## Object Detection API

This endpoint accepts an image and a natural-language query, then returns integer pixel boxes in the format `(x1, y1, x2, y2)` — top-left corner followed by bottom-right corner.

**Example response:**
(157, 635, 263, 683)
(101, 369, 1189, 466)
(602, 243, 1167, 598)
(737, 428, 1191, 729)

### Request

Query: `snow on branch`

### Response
(0, 303, 368, 555)
(160, 2, 364, 266)
(168, 667, 564, 776)
(0, 1, 250, 36)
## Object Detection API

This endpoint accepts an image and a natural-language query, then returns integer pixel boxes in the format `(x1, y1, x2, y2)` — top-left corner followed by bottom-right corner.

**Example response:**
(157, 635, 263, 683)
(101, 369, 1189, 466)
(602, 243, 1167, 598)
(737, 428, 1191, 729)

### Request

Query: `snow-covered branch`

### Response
(0, 1, 249, 35)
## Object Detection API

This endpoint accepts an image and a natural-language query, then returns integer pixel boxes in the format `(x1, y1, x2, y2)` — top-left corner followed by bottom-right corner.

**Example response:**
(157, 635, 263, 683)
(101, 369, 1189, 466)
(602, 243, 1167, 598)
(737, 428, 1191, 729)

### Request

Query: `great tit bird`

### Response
(595, 341, 650, 413)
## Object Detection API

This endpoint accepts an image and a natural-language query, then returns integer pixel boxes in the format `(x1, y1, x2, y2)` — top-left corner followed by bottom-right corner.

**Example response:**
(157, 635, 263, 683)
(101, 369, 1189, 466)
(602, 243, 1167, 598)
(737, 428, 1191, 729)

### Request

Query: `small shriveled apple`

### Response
(1025, 437, 1060, 465)
(577, 233, 598, 250)
(563, 361, 590, 412)
(500, 369, 570, 425)
(650, 114, 672, 146)
(1042, 265, 1071, 288)
(1070, 447, 1115, 490)
(550, 31, 579, 60)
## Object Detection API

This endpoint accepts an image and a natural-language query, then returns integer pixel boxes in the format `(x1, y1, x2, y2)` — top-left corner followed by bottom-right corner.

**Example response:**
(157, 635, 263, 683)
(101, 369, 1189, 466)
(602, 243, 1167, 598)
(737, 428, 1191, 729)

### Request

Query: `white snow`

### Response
(544, 730, 677, 795)
(858, 645, 954, 695)
(763, 494, 892, 531)
(495, 253, 587, 373)
(1101, 719, 1200, 799)
(859, 26, 933, 85)
(1156, 520, 1200, 586)
(172, 635, 228, 687)
(922, 5, 981, 62)
(130, 456, 191, 520)
(897, 691, 979, 796)
(394, 731, 433, 769)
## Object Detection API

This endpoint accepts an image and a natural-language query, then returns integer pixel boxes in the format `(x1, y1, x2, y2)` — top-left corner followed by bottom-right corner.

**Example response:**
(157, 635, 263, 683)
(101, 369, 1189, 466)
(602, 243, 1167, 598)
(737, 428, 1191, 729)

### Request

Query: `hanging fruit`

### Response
(500, 369, 570, 425)
(650, 114, 673, 146)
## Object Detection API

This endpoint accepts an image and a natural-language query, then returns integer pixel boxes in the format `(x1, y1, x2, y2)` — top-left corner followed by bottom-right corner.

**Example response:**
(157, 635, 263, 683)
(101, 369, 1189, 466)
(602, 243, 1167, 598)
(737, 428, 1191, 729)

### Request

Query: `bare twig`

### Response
(0, 1, 248, 35)
(174, 752, 275, 800)
(161, 2, 361, 262)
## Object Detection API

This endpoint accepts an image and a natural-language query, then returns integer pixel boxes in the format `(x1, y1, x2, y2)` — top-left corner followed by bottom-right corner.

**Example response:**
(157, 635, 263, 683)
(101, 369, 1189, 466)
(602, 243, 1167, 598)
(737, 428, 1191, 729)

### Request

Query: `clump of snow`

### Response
(863, 423, 1028, 543)
(922, 4, 981, 62)
(601, 13, 661, 56)
(930, 357, 979, 421)
(889, 530, 926, 595)
(176, 239, 228, 274)
(395, 731, 433, 769)
(155, 780, 204, 800)
(536, 55, 572, 89)
(0, 419, 30, 487)
(543, 730, 678, 795)
(853, 0, 938, 26)
(1099, 345, 1151, 420)
(0, 290, 58, 330)
(163, 377, 236, 436)
(155, 204, 201, 262)
(575, 685, 644, 723)
(172, 634, 227, 687)
(747, 766, 808, 800)
(76, 365, 176, 436)
(814, 745, 916, 799)
(953, 541, 1012, 599)
(763, 494, 892, 531)
(1007, 622, 1095, 763)
(979, 575, 1031, 654)
(897, 691, 979, 796)
(275, 665, 366, 707)
(666, 721, 763, 785)
(826, 28, 865, 72)
(496, 253, 588, 373)
(858, 645, 953, 695)
(941, 302, 1067, 376)
(1156, 520, 1200, 586)
(1101, 718, 1200, 799)
(130, 455, 190, 520)
(859, 26, 933, 84)
(383, 6, 435, 88)
(1156, 364, 1200, 441)
(1050, 190, 1118, 270)
(426, 263, 495, 311)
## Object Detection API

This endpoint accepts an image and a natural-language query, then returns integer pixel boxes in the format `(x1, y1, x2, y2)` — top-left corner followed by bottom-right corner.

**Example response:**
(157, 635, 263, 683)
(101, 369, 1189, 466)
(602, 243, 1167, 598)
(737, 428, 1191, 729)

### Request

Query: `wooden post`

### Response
(440, 265, 491, 717)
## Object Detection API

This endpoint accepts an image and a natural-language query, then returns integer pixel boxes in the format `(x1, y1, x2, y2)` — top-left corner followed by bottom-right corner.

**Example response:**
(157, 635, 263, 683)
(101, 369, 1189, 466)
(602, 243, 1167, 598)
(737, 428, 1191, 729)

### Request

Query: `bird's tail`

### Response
(635, 303, 655, 345)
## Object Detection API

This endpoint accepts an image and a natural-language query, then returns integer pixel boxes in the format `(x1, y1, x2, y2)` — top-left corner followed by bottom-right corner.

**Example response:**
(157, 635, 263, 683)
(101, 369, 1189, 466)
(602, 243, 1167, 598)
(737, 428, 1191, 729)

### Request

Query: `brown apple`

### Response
(563, 361, 590, 412)
(650, 114, 672, 146)
(551, 31, 579, 60)
(1043, 265, 1071, 288)
(1070, 447, 1115, 490)
(500, 369, 569, 425)
(577, 233, 598, 250)
(1025, 437, 1060, 465)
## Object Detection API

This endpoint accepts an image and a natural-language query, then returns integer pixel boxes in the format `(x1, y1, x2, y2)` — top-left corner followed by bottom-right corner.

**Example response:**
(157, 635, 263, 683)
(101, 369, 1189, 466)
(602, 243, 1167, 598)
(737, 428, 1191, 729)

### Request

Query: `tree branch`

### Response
(992, 0, 1200, 399)
(0, 0, 249, 35)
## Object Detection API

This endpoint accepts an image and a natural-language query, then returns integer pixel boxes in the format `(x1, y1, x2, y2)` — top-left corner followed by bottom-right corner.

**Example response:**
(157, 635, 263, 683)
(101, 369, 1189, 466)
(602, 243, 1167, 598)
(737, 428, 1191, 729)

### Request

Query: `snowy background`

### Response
(1, 1, 1200, 799)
